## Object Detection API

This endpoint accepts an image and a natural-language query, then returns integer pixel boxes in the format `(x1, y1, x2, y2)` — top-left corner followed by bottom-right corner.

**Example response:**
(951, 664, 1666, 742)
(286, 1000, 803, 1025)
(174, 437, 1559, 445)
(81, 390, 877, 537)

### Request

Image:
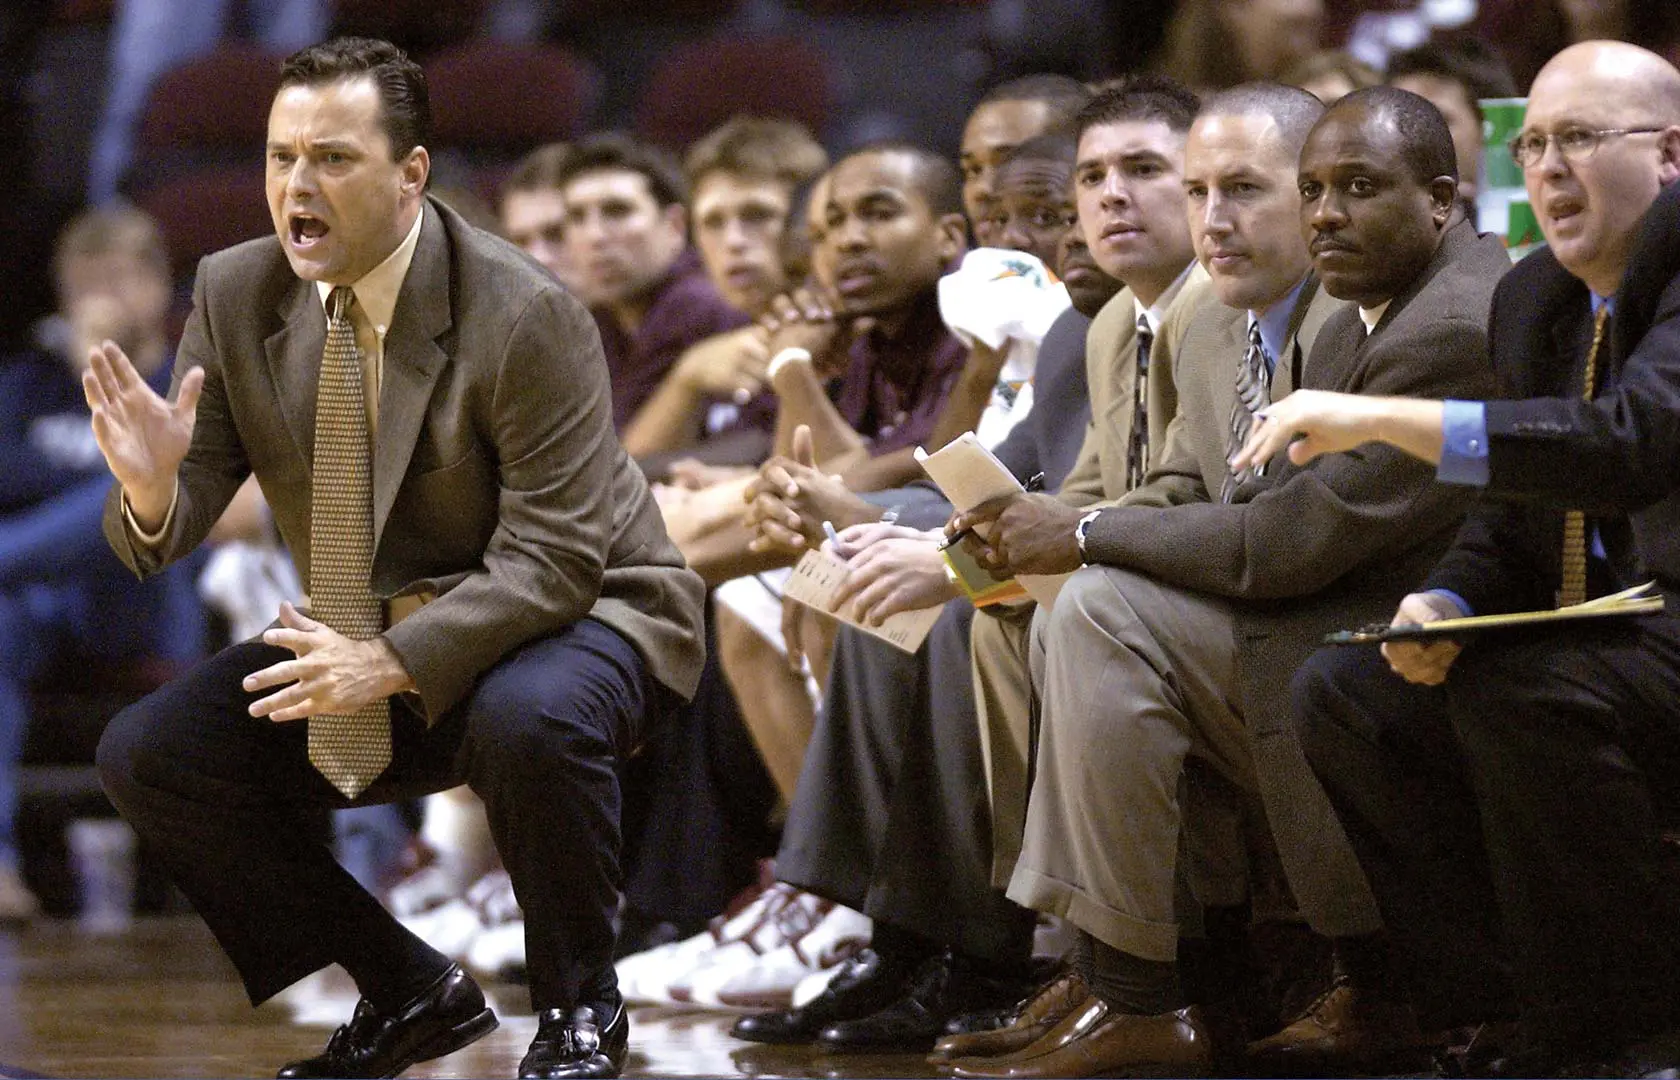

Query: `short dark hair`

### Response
(977, 74, 1095, 133)
(554, 133, 688, 208)
(1201, 82, 1326, 156)
(279, 36, 430, 159)
(997, 131, 1078, 171)
(834, 141, 964, 218)
(684, 116, 829, 194)
(1386, 36, 1519, 120)
(501, 142, 572, 201)
(1075, 74, 1200, 143)
(1326, 85, 1459, 183)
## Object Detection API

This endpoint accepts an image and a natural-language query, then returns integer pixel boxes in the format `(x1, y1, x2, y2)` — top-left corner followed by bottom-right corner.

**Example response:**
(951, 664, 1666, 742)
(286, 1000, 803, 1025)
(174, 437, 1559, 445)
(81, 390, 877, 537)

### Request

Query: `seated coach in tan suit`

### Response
(85, 38, 704, 1080)
(946, 86, 1508, 1078)
(967, 75, 1207, 893)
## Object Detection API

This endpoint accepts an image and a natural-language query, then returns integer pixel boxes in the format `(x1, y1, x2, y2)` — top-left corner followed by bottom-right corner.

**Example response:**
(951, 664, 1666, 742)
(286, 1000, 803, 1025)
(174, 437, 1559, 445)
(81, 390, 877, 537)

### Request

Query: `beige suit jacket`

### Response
(104, 198, 707, 718)
(1056, 263, 1214, 508)
(1123, 275, 1344, 510)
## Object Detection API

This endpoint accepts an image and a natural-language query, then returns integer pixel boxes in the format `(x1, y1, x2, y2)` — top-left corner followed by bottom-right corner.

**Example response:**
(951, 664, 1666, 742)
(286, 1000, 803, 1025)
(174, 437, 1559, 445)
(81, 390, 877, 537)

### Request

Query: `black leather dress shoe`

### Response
(730, 948, 918, 1044)
(519, 1000, 629, 1079)
(943, 1005, 1016, 1038)
(276, 964, 497, 1079)
(817, 951, 1039, 1051)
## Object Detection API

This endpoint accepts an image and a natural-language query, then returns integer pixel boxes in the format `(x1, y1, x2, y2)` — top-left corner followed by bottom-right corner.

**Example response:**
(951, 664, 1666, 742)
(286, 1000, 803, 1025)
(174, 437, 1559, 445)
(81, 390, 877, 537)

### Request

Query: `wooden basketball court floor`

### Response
(0, 916, 945, 1079)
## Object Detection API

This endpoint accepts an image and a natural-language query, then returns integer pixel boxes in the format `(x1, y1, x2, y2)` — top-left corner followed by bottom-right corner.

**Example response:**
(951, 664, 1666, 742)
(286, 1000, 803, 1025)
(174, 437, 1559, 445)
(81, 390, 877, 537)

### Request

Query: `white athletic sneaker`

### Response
(672, 887, 830, 1006)
(0, 863, 39, 922)
(697, 903, 872, 1010)
(465, 917, 526, 982)
(790, 962, 845, 1008)
(397, 898, 485, 959)
(617, 878, 794, 1006)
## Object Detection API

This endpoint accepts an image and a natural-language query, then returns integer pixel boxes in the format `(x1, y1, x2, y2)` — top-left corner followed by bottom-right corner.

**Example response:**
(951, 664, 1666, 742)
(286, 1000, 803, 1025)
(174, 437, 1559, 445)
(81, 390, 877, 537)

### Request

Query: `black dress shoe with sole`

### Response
(519, 1000, 629, 1079)
(817, 951, 1040, 1052)
(730, 948, 919, 1044)
(276, 964, 498, 1079)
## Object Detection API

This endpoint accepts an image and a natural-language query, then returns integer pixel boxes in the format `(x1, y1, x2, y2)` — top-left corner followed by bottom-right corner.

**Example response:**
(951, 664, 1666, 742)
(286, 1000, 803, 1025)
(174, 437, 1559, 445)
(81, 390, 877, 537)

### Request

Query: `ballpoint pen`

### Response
(938, 472, 1044, 551)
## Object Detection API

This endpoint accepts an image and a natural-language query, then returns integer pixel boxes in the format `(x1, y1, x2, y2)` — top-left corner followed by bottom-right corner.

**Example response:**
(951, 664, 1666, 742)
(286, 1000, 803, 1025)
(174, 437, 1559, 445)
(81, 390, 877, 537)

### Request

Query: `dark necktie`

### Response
(308, 287, 391, 798)
(1557, 305, 1610, 607)
(1125, 313, 1153, 490)
(1222, 319, 1271, 503)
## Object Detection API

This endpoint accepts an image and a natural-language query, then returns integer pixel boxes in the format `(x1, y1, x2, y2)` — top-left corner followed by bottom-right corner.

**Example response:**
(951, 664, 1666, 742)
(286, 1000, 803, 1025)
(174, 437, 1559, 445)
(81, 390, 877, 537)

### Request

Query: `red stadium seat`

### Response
(134, 164, 273, 280)
(129, 42, 283, 192)
(427, 39, 597, 149)
(632, 34, 833, 152)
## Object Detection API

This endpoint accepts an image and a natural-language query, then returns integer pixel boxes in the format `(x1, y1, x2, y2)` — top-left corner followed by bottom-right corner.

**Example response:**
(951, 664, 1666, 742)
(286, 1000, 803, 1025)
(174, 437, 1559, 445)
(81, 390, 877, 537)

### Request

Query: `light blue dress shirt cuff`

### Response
(1424, 588, 1473, 618)
(1436, 399, 1489, 487)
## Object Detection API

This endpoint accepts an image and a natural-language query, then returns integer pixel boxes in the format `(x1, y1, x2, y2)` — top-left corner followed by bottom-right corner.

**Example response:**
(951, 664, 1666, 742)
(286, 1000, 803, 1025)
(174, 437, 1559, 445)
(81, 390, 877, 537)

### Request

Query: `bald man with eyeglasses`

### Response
(1234, 40, 1680, 1077)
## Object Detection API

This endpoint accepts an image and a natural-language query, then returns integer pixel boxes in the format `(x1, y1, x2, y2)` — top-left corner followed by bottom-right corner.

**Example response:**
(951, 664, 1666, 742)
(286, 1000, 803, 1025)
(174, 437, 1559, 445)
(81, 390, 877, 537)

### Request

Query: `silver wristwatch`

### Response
(1074, 509, 1104, 564)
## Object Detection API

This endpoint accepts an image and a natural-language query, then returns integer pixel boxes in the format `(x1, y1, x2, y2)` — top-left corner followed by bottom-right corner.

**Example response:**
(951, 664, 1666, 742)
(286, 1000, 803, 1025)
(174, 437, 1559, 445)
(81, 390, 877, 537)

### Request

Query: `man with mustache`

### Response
(1236, 41, 1680, 1076)
(947, 84, 1507, 1077)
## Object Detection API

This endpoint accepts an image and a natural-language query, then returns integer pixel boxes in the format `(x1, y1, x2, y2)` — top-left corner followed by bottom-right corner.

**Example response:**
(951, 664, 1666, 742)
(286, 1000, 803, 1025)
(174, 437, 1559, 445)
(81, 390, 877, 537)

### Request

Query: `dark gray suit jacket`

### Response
(104, 197, 706, 718)
(1078, 223, 1508, 925)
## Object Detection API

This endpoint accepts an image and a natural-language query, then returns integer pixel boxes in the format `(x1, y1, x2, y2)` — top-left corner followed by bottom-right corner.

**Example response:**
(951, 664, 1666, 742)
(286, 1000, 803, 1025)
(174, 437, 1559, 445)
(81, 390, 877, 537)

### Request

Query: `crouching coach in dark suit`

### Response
(84, 37, 704, 1080)
(1234, 39, 1680, 1080)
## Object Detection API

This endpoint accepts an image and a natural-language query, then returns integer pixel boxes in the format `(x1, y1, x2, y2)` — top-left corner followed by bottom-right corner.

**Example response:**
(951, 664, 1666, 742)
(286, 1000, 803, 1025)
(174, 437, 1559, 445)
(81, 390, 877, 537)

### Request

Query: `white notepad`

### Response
(783, 548, 945, 654)
(914, 433, 1071, 608)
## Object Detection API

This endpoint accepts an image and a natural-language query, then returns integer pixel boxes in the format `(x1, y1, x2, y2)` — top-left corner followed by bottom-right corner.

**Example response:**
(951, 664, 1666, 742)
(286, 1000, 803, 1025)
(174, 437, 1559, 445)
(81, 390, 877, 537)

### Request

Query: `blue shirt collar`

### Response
(1248, 276, 1310, 372)
(1591, 292, 1615, 316)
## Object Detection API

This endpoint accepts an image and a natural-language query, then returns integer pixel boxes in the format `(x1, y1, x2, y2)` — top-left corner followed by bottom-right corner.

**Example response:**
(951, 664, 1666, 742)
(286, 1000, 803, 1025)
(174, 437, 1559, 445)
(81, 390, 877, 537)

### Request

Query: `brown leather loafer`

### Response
(1247, 976, 1431, 1073)
(928, 968, 1090, 1066)
(949, 999, 1215, 1079)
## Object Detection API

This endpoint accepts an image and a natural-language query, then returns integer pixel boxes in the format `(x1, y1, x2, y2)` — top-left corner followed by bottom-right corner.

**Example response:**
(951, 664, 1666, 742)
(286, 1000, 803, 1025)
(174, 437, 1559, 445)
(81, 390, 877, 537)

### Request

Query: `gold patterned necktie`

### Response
(1223, 319, 1272, 503)
(307, 286, 390, 798)
(1126, 313, 1154, 490)
(1557, 304, 1611, 608)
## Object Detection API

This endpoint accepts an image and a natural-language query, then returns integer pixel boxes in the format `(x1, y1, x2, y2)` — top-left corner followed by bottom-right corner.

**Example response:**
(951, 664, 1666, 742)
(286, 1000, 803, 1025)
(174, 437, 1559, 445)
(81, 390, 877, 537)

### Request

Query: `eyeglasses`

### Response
(1508, 126, 1665, 169)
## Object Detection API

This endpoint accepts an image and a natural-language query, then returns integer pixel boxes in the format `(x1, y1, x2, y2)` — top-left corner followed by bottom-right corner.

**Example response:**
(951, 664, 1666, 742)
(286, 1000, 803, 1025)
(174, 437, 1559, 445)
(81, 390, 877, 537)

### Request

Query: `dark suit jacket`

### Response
(1427, 181, 1680, 609)
(103, 198, 707, 718)
(1083, 221, 1508, 726)
(993, 306, 1096, 493)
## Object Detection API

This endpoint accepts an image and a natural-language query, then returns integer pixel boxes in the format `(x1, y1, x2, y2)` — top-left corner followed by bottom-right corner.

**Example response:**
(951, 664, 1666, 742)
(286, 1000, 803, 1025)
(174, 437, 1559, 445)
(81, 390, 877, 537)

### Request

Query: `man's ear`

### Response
(1656, 126, 1680, 187)
(401, 146, 430, 198)
(662, 202, 688, 241)
(1428, 175, 1458, 226)
(935, 212, 968, 261)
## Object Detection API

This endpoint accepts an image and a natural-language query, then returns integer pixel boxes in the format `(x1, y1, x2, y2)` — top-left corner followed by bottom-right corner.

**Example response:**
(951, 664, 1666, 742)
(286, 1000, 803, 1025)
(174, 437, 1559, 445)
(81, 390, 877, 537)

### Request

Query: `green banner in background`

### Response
(1476, 96, 1541, 261)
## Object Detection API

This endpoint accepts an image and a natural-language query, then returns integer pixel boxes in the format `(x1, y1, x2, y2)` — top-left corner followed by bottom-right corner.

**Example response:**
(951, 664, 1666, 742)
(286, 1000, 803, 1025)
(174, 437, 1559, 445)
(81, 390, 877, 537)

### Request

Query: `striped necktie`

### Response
(1557, 305, 1610, 608)
(1222, 318, 1271, 503)
(1126, 313, 1154, 490)
(307, 286, 391, 798)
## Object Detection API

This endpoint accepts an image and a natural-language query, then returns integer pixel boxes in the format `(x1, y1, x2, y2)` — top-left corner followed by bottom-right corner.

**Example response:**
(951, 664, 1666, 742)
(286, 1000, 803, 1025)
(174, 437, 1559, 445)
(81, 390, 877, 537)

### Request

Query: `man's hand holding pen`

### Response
(945, 474, 1088, 577)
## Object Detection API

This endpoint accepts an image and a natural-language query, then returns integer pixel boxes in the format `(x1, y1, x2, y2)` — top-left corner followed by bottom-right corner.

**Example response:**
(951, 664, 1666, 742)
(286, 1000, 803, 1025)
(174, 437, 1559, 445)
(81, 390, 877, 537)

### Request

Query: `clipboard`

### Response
(1324, 583, 1667, 645)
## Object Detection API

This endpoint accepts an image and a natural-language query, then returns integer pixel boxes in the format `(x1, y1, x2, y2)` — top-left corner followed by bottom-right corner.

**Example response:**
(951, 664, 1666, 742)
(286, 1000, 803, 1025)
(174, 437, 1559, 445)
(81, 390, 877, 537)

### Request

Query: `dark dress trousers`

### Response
(1295, 181, 1680, 1050)
(95, 198, 706, 1011)
(775, 306, 1094, 961)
